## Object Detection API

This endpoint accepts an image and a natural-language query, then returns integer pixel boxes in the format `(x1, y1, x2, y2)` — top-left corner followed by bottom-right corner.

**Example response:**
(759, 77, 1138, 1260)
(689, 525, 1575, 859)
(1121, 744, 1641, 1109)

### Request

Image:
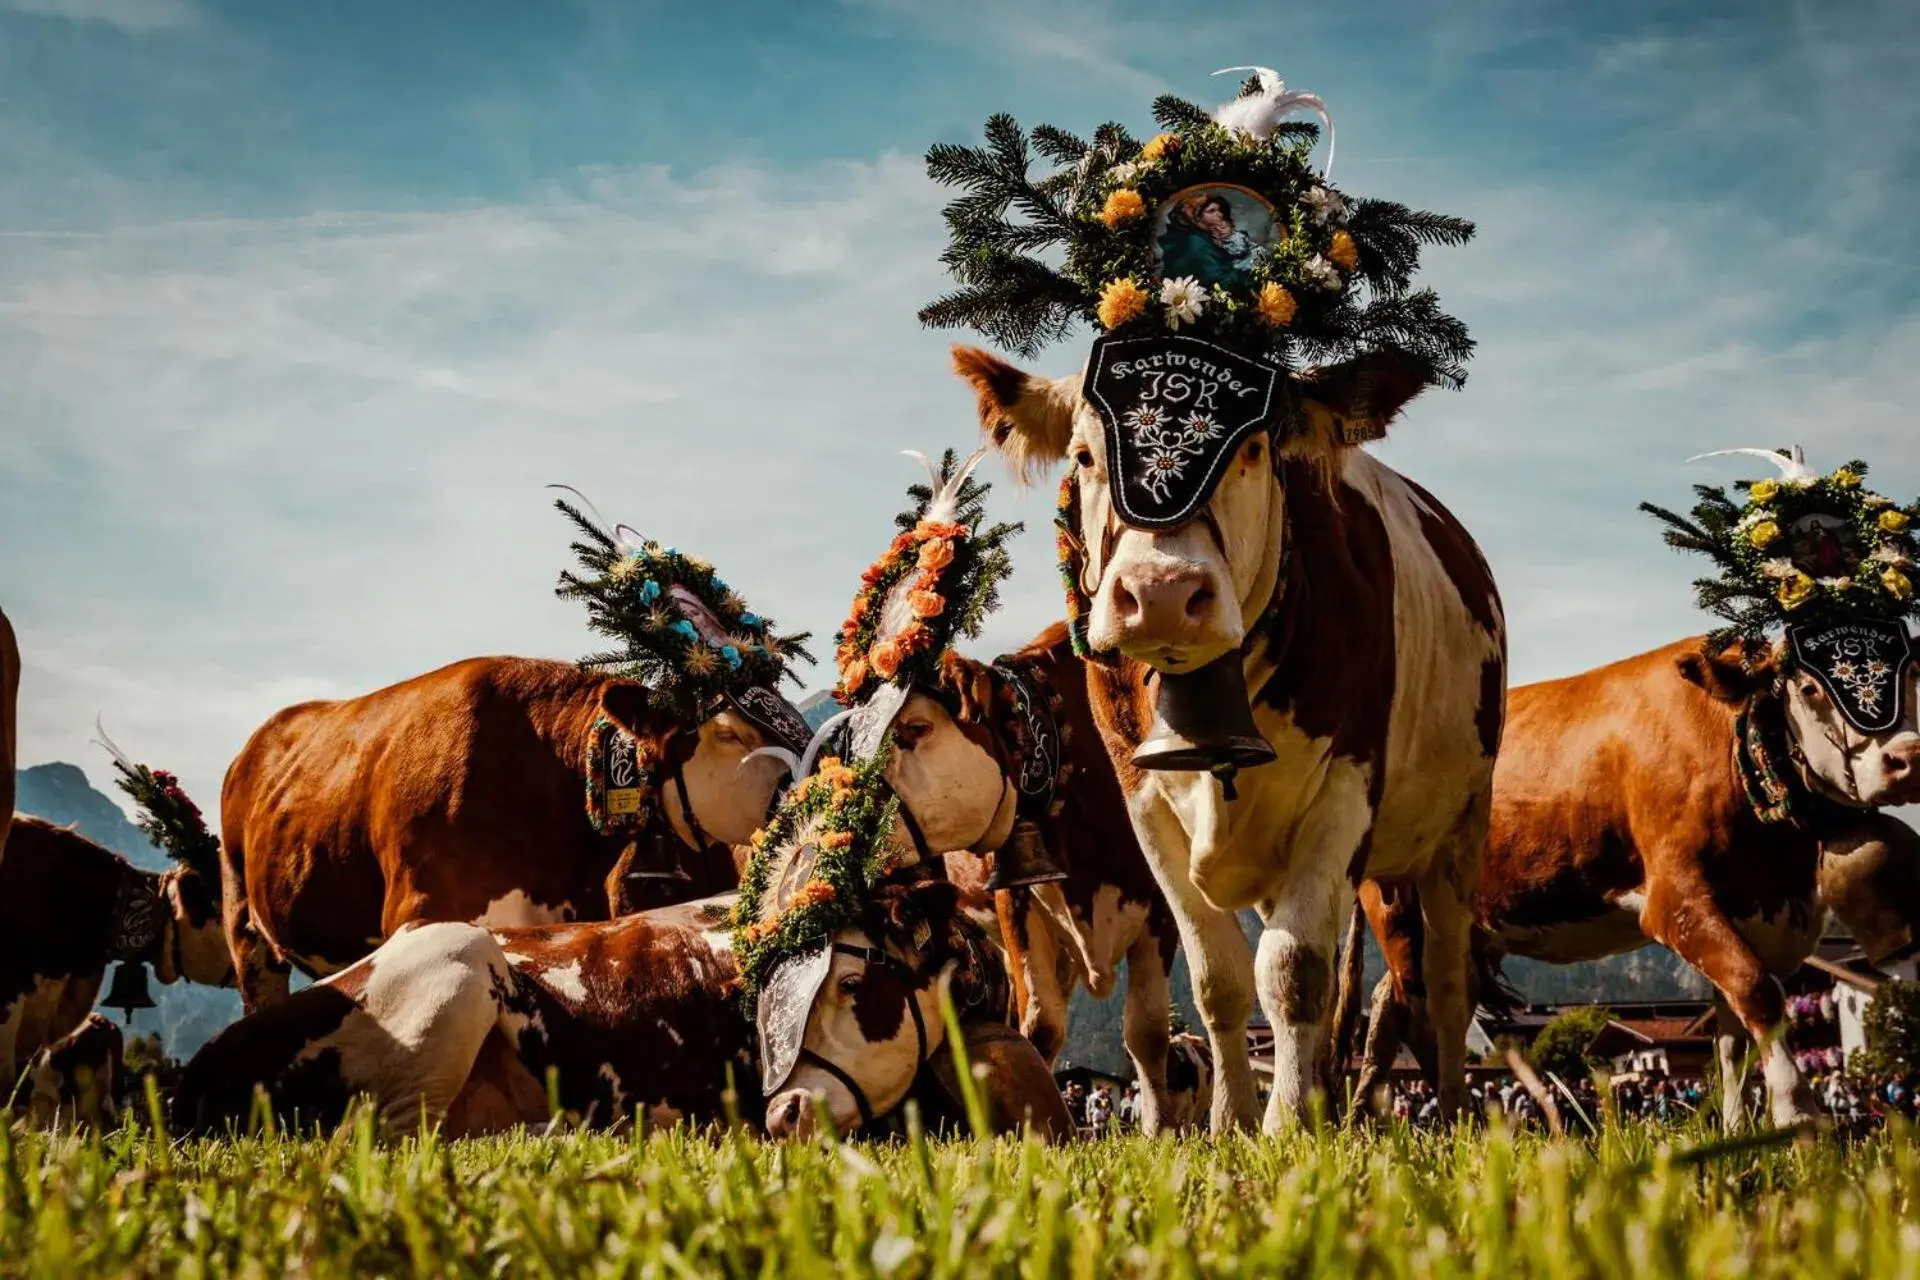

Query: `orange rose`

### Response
(909, 589, 946, 619)
(921, 521, 968, 541)
(897, 623, 934, 656)
(869, 639, 902, 679)
(841, 659, 868, 691)
(917, 538, 956, 572)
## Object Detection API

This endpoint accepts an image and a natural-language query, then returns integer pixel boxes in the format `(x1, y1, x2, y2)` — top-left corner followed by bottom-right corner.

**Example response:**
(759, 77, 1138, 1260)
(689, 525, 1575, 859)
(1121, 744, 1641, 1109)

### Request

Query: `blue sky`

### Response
(2, 0, 1917, 812)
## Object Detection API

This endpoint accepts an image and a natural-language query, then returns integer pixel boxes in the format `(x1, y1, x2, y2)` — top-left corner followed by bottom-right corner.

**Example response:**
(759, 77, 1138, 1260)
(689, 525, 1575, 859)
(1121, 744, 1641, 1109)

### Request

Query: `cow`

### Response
(26, 1012, 123, 1129)
(955, 346, 1507, 1131)
(1, 816, 232, 1087)
(176, 884, 1070, 1142)
(219, 656, 808, 1011)
(941, 623, 1187, 1132)
(1162, 1032, 1214, 1132)
(1, 604, 17, 870)
(1348, 635, 1920, 1128)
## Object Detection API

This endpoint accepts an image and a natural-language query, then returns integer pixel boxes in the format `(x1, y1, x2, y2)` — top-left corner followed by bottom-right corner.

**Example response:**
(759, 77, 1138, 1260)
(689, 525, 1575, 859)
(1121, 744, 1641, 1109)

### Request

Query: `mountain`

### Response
(13, 762, 243, 1058)
(796, 690, 840, 731)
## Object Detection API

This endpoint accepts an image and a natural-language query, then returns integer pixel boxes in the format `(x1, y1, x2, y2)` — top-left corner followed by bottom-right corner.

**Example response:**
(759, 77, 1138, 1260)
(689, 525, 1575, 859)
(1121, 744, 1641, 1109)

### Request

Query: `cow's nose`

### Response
(1110, 564, 1216, 638)
(766, 1090, 814, 1139)
(1885, 741, 1920, 792)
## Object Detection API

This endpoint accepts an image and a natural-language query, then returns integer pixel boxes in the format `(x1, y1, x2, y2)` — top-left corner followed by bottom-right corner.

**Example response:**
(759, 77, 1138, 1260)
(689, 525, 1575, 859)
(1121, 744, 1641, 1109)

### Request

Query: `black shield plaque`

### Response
(1081, 334, 1282, 530)
(727, 686, 811, 754)
(1788, 619, 1916, 734)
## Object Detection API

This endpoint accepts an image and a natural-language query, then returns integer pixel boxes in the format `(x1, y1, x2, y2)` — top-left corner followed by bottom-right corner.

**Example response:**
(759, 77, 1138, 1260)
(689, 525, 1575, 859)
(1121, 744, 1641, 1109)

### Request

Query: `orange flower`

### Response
(852, 593, 871, 620)
(1328, 230, 1359, 270)
(869, 638, 903, 679)
(794, 880, 837, 908)
(822, 832, 854, 850)
(1096, 277, 1149, 330)
(920, 520, 968, 541)
(917, 538, 956, 572)
(841, 658, 869, 691)
(1100, 188, 1147, 229)
(1140, 132, 1182, 162)
(897, 623, 934, 656)
(1255, 282, 1296, 327)
(909, 589, 946, 619)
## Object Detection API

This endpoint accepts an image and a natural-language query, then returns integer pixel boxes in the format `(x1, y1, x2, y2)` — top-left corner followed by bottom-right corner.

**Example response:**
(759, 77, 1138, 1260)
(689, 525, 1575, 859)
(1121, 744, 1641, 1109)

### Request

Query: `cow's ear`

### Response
(934, 651, 999, 726)
(599, 681, 681, 745)
(952, 346, 1080, 483)
(1675, 642, 1774, 704)
(1292, 351, 1434, 445)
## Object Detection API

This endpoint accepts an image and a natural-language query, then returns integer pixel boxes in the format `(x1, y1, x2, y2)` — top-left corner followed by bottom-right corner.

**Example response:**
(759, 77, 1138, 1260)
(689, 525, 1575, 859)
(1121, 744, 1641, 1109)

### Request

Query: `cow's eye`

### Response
(1074, 447, 1095, 470)
(1242, 439, 1265, 465)
(1799, 679, 1824, 701)
(893, 719, 932, 750)
(837, 974, 863, 997)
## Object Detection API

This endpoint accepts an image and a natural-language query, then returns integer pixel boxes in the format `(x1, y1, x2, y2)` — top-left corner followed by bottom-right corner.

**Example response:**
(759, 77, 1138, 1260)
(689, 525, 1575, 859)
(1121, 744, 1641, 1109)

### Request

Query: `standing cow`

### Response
(957, 348, 1506, 1130)
(219, 656, 806, 1011)
(1, 604, 18, 870)
(1349, 635, 1920, 1127)
(1, 816, 231, 1087)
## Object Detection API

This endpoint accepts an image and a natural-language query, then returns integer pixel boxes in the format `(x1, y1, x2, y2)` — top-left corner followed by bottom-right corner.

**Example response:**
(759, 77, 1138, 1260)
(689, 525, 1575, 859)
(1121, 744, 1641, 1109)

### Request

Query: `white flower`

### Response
(1302, 185, 1349, 226)
(1865, 493, 1895, 508)
(1302, 255, 1344, 292)
(1159, 276, 1207, 329)
(1759, 558, 1798, 580)
(1871, 545, 1915, 569)
(1819, 576, 1855, 591)
(1108, 161, 1142, 184)
(1123, 404, 1169, 432)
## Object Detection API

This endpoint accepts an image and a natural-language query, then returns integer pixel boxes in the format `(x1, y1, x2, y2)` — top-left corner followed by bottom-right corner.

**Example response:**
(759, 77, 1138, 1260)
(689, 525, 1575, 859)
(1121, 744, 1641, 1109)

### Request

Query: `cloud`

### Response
(0, 0, 197, 31)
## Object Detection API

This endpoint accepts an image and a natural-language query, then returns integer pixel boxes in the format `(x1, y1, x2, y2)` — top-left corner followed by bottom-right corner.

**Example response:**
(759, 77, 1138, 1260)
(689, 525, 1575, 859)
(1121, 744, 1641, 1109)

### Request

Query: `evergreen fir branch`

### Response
(1090, 121, 1141, 156)
(1030, 123, 1090, 166)
(1151, 94, 1215, 134)
(1349, 200, 1476, 249)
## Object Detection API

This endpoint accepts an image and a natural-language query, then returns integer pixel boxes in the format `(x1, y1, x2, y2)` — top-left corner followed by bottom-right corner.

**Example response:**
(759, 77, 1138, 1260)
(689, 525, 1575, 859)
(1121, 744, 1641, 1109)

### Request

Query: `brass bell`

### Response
(101, 961, 155, 1020)
(619, 830, 693, 883)
(1131, 651, 1277, 800)
(986, 818, 1070, 890)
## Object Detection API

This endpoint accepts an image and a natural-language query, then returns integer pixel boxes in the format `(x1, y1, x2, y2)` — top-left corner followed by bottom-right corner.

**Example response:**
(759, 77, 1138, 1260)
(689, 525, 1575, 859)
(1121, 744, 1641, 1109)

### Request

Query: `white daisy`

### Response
(1159, 276, 1207, 329)
(1302, 185, 1349, 226)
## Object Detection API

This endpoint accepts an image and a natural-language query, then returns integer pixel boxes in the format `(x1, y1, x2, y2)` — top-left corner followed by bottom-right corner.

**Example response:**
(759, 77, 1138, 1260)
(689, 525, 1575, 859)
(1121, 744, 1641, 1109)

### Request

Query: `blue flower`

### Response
(664, 546, 678, 558)
(637, 580, 661, 605)
(719, 645, 743, 669)
(671, 620, 698, 643)
(712, 576, 729, 594)
(740, 612, 763, 629)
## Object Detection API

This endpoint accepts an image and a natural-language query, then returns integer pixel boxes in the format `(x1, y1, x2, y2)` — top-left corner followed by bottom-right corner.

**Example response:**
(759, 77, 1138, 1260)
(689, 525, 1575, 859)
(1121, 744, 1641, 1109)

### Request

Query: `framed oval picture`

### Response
(1154, 183, 1282, 290)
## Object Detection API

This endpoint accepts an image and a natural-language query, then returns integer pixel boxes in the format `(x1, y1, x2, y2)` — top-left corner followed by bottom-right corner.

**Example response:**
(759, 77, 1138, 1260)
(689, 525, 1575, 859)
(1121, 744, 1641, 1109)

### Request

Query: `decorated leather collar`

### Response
(989, 656, 1074, 821)
(107, 866, 167, 966)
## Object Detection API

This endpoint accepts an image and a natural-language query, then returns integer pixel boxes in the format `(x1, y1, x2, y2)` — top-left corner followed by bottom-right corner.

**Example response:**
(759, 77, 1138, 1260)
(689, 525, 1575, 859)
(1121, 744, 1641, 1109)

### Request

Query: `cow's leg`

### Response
(1121, 928, 1174, 1134)
(1417, 830, 1481, 1120)
(1642, 884, 1816, 1126)
(1713, 994, 1751, 1131)
(1254, 856, 1351, 1132)
(1349, 974, 1405, 1121)
(1133, 795, 1258, 1131)
(1013, 910, 1070, 1065)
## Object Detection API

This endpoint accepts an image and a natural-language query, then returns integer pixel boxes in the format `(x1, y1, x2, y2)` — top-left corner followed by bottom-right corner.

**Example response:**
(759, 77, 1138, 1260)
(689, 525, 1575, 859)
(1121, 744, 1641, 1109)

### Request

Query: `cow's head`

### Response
(598, 682, 802, 849)
(956, 346, 1432, 671)
(764, 881, 1004, 1137)
(1680, 635, 1920, 808)
(153, 864, 234, 986)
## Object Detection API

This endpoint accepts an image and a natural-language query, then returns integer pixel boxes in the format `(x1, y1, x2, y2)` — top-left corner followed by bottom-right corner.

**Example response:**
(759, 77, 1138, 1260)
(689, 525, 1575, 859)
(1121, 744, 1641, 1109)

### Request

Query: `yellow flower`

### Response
(1096, 277, 1149, 330)
(1879, 509, 1912, 534)
(1327, 230, 1359, 270)
(1748, 479, 1780, 503)
(1885, 567, 1914, 600)
(1777, 571, 1816, 610)
(1099, 188, 1147, 229)
(1254, 282, 1297, 327)
(1140, 132, 1183, 162)
(1831, 468, 1862, 489)
(1747, 519, 1781, 549)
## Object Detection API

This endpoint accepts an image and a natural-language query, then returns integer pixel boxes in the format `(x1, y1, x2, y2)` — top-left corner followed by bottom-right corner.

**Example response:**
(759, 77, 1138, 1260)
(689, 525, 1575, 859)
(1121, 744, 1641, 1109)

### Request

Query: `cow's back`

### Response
(223, 656, 617, 974)
(0, 818, 131, 1074)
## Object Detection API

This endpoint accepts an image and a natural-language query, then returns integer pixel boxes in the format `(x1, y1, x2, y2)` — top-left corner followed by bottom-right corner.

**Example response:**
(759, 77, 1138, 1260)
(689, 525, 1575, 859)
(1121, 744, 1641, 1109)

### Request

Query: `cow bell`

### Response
(985, 818, 1070, 891)
(101, 961, 155, 1021)
(620, 830, 692, 883)
(1131, 651, 1276, 801)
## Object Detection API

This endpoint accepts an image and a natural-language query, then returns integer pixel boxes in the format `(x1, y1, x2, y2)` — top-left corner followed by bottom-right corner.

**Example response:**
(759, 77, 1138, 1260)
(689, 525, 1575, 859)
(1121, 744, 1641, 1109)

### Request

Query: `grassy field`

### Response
(4, 1100, 1918, 1279)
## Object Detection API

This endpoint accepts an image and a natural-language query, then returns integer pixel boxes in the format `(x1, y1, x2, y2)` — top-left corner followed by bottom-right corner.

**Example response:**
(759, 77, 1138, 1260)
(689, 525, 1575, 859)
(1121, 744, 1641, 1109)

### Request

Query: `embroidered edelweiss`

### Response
(1124, 404, 1169, 433)
(1137, 446, 1193, 502)
(1178, 411, 1223, 442)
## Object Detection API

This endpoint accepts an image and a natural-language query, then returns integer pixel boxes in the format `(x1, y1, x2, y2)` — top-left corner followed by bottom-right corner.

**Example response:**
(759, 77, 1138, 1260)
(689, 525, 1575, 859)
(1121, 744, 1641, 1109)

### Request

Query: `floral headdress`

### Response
(919, 66, 1474, 404)
(93, 722, 221, 882)
(1644, 447, 1918, 732)
(552, 489, 814, 747)
(832, 449, 1020, 705)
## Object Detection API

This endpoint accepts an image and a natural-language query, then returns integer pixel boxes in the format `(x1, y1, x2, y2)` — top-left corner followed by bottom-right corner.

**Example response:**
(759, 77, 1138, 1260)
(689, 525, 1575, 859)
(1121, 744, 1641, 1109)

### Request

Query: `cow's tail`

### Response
(1329, 898, 1367, 1084)
(1470, 925, 1524, 1019)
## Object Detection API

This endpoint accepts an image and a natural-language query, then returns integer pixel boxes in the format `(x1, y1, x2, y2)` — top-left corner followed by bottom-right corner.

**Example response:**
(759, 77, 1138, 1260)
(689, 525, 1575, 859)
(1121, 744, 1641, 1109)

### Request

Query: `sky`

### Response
(2, 0, 1917, 815)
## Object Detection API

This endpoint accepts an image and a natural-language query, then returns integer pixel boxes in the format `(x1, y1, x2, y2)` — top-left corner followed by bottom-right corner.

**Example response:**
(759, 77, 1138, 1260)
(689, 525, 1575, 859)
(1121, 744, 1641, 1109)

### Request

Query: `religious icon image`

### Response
(1154, 184, 1282, 290)
(1786, 511, 1862, 579)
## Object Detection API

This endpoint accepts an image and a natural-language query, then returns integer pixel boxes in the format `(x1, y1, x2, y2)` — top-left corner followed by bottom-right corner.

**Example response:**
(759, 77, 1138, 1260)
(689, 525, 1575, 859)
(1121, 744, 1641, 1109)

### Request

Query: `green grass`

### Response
(4, 1105, 1919, 1279)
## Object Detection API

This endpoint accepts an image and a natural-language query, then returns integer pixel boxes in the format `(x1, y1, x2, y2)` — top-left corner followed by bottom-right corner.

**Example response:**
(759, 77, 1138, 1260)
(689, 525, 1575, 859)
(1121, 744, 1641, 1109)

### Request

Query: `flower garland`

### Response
(553, 496, 812, 720)
(1645, 456, 1919, 649)
(109, 757, 221, 882)
(582, 717, 659, 835)
(728, 754, 901, 1011)
(1055, 475, 1093, 658)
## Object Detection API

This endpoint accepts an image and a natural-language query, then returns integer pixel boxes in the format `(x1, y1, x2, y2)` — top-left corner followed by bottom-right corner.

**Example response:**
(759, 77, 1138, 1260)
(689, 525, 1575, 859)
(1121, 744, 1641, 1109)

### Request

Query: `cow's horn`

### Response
(743, 745, 799, 778)
(797, 708, 855, 781)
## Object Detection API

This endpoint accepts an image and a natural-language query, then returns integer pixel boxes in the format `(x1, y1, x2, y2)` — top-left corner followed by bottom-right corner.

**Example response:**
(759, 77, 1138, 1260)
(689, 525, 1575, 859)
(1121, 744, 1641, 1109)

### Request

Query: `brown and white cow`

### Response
(956, 347, 1506, 1130)
(1, 816, 232, 1086)
(27, 1012, 124, 1129)
(1, 604, 18, 870)
(219, 656, 805, 1010)
(941, 623, 1187, 1132)
(1350, 635, 1920, 1128)
(176, 883, 1071, 1142)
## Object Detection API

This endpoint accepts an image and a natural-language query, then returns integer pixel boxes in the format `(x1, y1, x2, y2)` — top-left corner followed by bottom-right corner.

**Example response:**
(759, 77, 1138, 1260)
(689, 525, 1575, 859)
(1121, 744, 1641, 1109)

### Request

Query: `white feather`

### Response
(1687, 446, 1818, 483)
(1212, 66, 1335, 177)
(90, 715, 136, 773)
(921, 446, 990, 527)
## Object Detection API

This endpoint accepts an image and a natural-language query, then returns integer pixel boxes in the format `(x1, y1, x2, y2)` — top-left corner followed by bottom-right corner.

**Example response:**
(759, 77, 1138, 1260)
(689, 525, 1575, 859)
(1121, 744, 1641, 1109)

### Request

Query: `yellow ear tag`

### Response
(607, 788, 645, 817)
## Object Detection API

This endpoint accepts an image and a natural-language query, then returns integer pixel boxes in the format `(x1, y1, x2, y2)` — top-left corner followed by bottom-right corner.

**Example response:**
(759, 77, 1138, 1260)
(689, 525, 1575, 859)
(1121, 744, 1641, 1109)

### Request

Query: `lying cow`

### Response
(1, 604, 17, 869)
(1349, 635, 1920, 1127)
(26, 1012, 123, 1129)
(219, 656, 810, 1011)
(960, 345, 1506, 1130)
(942, 623, 1186, 1132)
(1, 817, 232, 1085)
(176, 882, 1070, 1141)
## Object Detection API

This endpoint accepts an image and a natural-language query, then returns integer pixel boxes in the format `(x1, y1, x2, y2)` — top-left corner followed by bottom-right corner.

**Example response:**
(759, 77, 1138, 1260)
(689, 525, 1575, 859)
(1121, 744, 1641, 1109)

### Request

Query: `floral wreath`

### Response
(833, 450, 1020, 704)
(919, 67, 1475, 417)
(552, 490, 813, 722)
(728, 753, 902, 1011)
(96, 725, 221, 882)
(1642, 448, 1918, 651)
